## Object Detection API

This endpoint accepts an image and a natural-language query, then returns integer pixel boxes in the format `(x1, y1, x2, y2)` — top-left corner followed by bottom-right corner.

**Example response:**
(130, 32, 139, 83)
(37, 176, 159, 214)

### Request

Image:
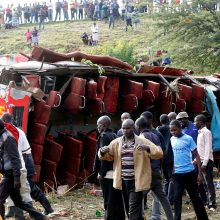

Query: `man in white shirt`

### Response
(48, 0, 53, 21)
(194, 114, 216, 211)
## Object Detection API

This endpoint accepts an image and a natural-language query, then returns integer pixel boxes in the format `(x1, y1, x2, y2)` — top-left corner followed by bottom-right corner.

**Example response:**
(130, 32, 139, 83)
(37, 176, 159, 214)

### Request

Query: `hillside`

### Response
(0, 14, 215, 73)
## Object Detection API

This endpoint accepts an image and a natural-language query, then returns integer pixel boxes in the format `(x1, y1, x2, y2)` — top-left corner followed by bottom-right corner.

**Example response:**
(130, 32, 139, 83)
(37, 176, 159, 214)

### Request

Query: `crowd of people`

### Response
(91, 110, 217, 220)
(0, 0, 122, 27)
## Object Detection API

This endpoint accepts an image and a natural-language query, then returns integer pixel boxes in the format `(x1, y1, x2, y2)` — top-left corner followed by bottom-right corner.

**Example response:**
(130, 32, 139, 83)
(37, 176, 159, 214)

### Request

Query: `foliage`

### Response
(154, 0, 220, 74)
(104, 41, 136, 65)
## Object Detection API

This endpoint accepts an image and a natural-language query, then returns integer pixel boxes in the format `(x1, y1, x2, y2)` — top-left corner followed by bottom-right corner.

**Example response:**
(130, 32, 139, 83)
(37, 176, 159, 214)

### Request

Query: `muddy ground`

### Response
(7, 180, 220, 220)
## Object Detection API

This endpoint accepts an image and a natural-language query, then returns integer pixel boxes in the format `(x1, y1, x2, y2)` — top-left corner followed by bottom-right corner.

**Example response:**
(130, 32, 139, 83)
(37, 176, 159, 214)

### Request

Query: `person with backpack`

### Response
(93, 115, 125, 220)
(2, 113, 54, 219)
(0, 119, 48, 220)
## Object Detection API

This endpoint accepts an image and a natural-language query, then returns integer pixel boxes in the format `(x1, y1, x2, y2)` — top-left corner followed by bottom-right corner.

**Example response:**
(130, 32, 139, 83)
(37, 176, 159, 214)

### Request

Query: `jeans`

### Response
(0, 173, 45, 219)
(149, 171, 173, 220)
(100, 178, 125, 220)
(202, 160, 216, 208)
(173, 170, 209, 220)
(122, 179, 143, 220)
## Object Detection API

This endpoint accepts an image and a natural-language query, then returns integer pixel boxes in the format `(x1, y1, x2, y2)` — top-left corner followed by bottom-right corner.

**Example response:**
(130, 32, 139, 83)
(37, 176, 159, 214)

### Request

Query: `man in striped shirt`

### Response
(99, 119, 163, 220)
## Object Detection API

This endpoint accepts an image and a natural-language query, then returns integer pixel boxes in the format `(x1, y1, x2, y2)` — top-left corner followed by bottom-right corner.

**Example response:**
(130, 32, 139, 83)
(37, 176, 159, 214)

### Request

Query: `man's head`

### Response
(176, 112, 189, 128)
(135, 117, 147, 133)
(169, 120, 182, 137)
(194, 114, 206, 129)
(122, 119, 134, 138)
(121, 112, 131, 122)
(160, 114, 169, 125)
(140, 111, 153, 128)
(168, 112, 177, 122)
(97, 115, 111, 134)
(1, 113, 12, 123)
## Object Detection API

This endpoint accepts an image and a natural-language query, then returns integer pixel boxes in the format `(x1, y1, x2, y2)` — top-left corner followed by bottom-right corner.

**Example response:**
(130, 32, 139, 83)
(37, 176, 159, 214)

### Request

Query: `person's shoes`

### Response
(39, 196, 54, 215)
(5, 206, 15, 218)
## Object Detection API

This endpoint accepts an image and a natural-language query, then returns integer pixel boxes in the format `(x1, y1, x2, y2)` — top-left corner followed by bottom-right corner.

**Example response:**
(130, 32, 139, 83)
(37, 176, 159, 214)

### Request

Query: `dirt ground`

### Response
(8, 181, 219, 220)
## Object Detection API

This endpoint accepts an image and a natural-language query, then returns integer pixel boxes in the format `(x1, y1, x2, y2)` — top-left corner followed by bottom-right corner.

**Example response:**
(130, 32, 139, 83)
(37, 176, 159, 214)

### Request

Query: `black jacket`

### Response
(0, 129, 21, 181)
(156, 125, 173, 165)
(93, 128, 117, 178)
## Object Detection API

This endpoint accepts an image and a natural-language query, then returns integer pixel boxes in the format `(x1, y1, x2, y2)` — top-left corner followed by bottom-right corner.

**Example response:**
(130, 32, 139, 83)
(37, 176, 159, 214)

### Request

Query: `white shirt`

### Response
(197, 126, 213, 166)
(17, 127, 32, 154)
(48, 3, 53, 10)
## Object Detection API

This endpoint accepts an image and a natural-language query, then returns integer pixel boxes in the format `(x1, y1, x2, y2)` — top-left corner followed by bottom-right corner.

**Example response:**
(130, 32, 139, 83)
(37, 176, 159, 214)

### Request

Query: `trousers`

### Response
(122, 179, 144, 220)
(100, 178, 125, 220)
(0, 173, 45, 219)
(173, 170, 209, 220)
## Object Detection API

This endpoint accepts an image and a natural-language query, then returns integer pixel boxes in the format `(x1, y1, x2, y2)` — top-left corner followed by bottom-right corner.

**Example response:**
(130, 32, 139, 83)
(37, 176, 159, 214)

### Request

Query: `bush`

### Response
(104, 41, 136, 65)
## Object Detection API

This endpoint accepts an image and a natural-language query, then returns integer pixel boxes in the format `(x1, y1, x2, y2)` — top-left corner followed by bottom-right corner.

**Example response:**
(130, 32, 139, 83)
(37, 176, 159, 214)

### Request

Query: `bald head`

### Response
(121, 112, 131, 122)
(122, 119, 134, 138)
(122, 119, 134, 128)
(168, 112, 177, 122)
(97, 115, 111, 134)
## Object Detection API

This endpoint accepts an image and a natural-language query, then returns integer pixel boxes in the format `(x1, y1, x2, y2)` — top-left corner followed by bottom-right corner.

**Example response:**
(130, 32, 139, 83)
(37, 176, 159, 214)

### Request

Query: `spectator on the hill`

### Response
(25, 29, 32, 48)
(63, 0, 69, 20)
(125, 14, 133, 31)
(0, 5, 4, 27)
(32, 27, 39, 46)
(38, 8, 46, 30)
(70, 0, 77, 20)
(5, 4, 12, 22)
(48, 0, 53, 21)
(17, 3, 23, 24)
(91, 22, 99, 45)
(108, 6, 115, 28)
(55, 0, 62, 21)
(78, 0, 84, 20)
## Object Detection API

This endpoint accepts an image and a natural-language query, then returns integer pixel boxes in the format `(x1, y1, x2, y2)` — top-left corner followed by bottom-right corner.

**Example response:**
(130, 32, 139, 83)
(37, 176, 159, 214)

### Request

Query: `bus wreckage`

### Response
(0, 46, 220, 190)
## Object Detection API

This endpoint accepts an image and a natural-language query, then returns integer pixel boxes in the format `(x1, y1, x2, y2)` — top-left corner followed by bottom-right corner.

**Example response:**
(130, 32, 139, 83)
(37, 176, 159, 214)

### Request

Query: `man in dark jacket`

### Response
(157, 114, 174, 205)
(93, 115, 125, 220)
(135, 117, 173, 220)
(0, 119, 48, 220)
(1, 113, 53, 218)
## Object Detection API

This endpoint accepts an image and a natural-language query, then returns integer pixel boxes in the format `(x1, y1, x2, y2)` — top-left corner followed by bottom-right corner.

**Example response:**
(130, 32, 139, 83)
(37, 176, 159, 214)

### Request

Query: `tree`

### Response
(154, 0, 220, 74)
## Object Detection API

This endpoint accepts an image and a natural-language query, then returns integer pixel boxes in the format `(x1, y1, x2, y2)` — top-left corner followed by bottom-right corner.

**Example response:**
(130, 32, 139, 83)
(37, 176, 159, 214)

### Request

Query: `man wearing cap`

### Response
(176, 112, 198, 143)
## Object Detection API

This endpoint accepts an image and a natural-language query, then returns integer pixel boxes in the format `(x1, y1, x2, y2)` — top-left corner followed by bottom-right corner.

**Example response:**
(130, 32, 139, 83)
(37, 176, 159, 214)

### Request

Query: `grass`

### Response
(0, 14, 215, 74)
(0, 15, 159, 62)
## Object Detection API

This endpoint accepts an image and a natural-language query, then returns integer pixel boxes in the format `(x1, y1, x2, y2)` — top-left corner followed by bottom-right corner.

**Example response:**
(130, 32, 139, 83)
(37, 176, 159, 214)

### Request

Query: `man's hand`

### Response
(201, 165, 206, 173)
(100, 146, 110, 154)
(197, 173, 203, 185)
(14, 179, 21, 190)
(193, 160, 197, 166)
(137, 144, 150, 152)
